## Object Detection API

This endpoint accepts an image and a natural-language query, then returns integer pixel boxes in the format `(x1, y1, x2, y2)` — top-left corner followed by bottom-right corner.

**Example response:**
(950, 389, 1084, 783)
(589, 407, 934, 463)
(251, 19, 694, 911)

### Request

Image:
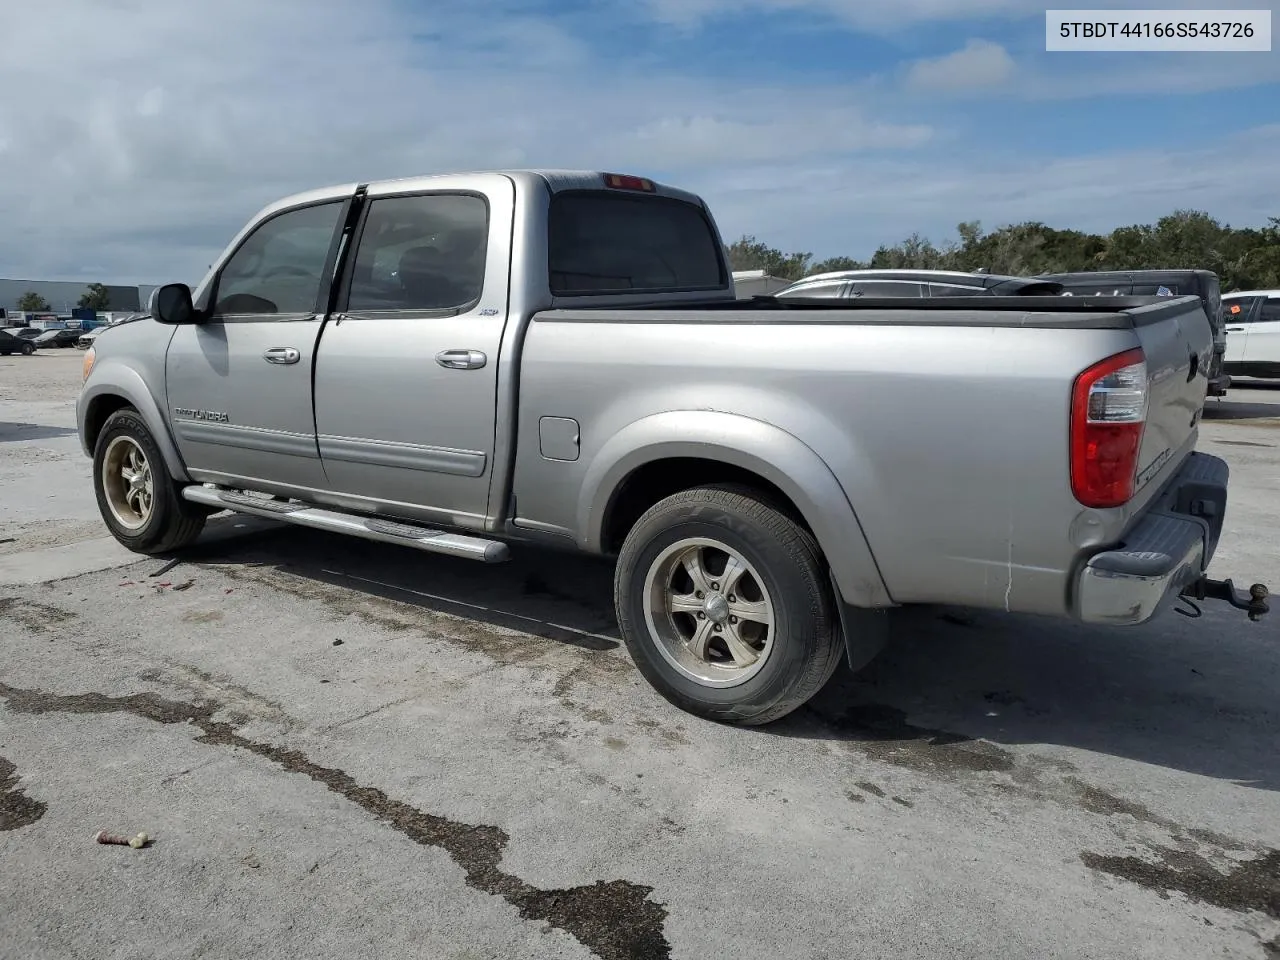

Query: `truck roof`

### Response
(256, 170, 707, 223)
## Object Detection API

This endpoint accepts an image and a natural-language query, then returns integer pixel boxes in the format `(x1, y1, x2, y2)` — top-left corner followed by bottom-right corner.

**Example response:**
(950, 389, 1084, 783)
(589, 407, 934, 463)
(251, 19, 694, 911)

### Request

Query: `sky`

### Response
(0, 0, 1277, 284)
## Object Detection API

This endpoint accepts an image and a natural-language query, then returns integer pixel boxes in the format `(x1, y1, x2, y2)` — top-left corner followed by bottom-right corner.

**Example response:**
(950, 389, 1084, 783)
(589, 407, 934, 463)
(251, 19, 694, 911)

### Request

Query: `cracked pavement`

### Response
(2, 352, 1279, 959)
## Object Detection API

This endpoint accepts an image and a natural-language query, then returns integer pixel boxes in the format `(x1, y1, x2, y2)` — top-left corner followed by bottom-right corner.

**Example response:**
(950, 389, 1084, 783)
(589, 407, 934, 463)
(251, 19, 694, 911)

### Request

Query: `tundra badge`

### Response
(174, 407, 230, 422)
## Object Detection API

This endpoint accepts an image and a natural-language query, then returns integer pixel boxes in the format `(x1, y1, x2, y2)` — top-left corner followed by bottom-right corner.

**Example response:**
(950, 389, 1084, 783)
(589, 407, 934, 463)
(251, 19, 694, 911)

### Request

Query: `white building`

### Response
(731, 270, 793, 299)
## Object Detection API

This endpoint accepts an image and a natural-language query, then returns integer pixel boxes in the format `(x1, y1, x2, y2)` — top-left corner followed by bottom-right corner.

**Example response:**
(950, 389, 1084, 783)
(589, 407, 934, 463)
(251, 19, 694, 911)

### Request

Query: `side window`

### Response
(1223, 297, 1259, 323)
(928, 283, 986, 297)
(346, 193, 489, 313)
(1260, 297, 1280, 323)
(850, 281, 926, 298)
(777, 280, 847, 298)
(212, 202, 343, 317)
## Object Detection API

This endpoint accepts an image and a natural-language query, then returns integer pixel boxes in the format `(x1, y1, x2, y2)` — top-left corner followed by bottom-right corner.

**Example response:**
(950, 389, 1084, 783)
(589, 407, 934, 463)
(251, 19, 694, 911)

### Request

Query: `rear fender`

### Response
(579, 410, 892, 609)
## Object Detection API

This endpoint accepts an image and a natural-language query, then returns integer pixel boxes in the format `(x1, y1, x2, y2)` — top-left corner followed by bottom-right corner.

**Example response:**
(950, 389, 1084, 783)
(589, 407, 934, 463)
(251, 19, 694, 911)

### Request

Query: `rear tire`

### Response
(20, 343, 35, 356)
(93, 408, 206, 554)
(614, 484, 843, 725)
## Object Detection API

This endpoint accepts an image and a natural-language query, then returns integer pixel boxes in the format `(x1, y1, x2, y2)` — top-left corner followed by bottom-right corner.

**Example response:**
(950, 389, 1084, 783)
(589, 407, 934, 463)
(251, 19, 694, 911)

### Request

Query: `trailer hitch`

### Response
(1179, 577, 1270, 622)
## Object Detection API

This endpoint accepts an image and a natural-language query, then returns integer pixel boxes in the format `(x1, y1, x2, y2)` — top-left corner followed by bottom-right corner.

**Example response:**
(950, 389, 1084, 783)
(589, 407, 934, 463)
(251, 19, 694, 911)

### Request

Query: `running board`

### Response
(181, 486, 510, 563)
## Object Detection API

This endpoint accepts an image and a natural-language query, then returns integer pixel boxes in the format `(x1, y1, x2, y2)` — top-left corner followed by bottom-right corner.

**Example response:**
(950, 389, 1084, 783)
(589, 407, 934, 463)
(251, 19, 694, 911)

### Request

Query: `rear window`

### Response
(548, 192, 725, 295)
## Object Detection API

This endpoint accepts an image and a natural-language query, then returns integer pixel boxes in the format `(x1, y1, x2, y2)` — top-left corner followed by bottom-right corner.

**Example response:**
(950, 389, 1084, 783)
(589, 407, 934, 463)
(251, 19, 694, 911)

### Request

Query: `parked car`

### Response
(1219, 289, 1280, 381)
(0, 327, 38, 355)
(35, 327, 84, 348)
(77, 327, 105, 349)
(76, 169, 1269, 725)
(1035, 270, 1231, 397)
(774, 268, 1064, 299)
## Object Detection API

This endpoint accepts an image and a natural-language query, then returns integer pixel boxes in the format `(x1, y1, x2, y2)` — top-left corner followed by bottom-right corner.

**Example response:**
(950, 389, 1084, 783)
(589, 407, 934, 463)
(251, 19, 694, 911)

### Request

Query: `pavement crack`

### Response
(0, 680, 670, 960)
(0, 755, 47, 830)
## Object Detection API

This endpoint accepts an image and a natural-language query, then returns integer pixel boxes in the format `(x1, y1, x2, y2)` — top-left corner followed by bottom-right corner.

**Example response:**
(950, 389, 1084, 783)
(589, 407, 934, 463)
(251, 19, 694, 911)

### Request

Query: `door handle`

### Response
(435, 349, 487, 370)
(263, 347, 301, 364)
(1225, 326, 1245, 332)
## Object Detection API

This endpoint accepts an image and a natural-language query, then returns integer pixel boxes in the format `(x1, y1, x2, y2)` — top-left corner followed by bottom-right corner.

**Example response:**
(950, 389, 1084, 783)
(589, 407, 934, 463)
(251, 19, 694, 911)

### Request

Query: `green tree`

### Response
(77, 283, 111, 310)
(788, 208, 1280, 284)
(726, 235, 812, 281)
(809, 256, 865, 275)
(16, 291, 50, 312)
(868, 232, 950, 270)
(751, 209, 1280, 286)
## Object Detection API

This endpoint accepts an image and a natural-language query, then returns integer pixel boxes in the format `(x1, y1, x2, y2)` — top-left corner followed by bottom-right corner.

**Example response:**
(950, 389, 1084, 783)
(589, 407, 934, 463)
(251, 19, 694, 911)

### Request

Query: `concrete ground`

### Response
(2, 349, 1278, 960)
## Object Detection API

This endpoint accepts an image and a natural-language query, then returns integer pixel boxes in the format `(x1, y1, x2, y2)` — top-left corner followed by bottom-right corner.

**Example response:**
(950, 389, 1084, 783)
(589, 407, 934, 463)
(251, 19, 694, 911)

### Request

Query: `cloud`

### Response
(607, 113, 932, 167)
(1015, 53, 1280, 100)
(639, 0, 1255, 31)
(700, 125, 1280, 260)
(905, 40, 1015, 92)
(0, 0, 933, 283)
(0, 0, 1275, 286)
(643, 0, 1039, 30)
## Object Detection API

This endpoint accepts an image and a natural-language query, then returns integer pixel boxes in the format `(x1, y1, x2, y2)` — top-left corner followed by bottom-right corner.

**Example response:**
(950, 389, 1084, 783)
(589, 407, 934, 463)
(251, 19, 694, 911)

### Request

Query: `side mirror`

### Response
(149, 283, 196, 325)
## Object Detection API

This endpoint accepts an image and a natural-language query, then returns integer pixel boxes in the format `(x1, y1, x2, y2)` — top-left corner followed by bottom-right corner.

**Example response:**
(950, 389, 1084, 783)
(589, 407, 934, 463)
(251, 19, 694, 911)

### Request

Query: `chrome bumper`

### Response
(1075, 452, 1228, 626)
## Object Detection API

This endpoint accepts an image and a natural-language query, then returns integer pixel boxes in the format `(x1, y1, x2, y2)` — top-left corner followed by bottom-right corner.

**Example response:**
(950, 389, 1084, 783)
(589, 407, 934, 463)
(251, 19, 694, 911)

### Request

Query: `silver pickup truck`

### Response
(77, 169, 1270, 725)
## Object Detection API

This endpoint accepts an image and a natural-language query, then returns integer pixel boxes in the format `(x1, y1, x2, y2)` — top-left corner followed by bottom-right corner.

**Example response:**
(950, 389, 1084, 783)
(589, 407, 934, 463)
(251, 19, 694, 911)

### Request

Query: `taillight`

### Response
(1070, 347, 1148, 508)
(603, 173, 656, 192)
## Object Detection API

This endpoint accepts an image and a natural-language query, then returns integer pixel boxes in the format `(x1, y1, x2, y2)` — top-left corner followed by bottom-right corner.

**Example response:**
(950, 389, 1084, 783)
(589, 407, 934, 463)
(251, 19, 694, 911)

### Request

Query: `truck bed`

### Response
(516, 294, 1215, 616)
(535, 294, 1202, 329)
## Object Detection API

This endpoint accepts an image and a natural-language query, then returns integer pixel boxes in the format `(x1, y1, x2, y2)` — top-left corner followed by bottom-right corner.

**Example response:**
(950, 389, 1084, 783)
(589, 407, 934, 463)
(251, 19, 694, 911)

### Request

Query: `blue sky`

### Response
(0, 0, 1277, 282)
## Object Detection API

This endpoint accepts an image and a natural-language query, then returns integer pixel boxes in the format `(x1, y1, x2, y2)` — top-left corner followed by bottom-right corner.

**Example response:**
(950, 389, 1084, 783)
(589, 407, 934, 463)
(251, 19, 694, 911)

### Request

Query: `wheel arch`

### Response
(79, 365, 189, 482)
(580, 410, 892, 609)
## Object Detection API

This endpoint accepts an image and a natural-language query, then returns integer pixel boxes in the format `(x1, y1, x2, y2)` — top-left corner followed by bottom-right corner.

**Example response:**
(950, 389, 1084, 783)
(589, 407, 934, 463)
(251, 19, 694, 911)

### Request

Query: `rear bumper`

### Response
(1074, 452, 1228, 625)
(1208, 346, 1230, 395)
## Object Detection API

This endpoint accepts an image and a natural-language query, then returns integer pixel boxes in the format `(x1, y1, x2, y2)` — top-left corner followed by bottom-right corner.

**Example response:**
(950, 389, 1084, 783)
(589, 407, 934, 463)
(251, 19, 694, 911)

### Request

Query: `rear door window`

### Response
(548, 192, 725, 295)
(346, 193, 490, 313)
(928, 282, 987, 297)
(849, 281, 926, 298)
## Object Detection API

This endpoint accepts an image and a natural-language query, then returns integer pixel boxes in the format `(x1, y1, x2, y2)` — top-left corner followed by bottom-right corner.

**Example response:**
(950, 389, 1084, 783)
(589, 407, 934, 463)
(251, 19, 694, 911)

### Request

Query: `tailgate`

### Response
(1131, 297, 1214, 497)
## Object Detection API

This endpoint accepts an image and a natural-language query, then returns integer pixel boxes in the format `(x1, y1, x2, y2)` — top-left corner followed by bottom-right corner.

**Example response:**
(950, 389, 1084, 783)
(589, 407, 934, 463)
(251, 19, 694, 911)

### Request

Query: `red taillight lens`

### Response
(603, 173, 655, 192)
(1070, 348, 1148, 508)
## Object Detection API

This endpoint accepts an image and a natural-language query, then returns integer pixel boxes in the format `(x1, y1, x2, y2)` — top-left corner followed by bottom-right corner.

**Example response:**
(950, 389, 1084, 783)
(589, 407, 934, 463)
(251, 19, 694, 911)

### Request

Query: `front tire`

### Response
(20, 343, 35, 356)
(93, 408, 206, 554)
(614, 484, 843, 725)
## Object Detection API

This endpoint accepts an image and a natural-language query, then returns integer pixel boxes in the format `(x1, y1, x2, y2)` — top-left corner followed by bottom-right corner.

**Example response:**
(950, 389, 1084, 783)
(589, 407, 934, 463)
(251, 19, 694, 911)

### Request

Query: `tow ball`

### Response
(1179, 577, 1270, 622)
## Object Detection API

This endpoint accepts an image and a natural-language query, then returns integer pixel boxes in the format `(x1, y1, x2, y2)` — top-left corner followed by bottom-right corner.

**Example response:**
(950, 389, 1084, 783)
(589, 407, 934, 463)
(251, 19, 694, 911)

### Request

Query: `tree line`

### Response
(16, 283, 112, 312)
(727, 211, 1280, 292)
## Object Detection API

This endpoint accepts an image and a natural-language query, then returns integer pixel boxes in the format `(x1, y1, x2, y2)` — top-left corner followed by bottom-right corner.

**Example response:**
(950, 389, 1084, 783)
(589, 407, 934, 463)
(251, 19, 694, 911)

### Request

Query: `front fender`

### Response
(578, 410, 892, 608)
(78, 361, 189, 482)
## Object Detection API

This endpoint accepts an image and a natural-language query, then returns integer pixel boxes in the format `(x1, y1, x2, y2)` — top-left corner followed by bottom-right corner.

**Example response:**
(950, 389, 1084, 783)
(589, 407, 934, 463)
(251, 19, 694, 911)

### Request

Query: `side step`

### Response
(181, 486, 510, 563)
